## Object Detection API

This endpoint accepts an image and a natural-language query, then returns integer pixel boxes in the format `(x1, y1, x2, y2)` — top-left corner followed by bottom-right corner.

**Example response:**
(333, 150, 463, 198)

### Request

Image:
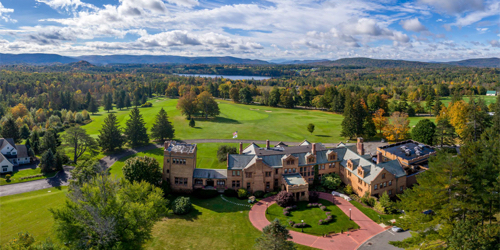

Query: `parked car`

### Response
(391, 226, 404, 232)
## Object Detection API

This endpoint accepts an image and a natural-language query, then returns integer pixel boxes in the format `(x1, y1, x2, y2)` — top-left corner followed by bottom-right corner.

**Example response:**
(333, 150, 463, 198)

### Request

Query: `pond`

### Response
(175, 73, 272, 80)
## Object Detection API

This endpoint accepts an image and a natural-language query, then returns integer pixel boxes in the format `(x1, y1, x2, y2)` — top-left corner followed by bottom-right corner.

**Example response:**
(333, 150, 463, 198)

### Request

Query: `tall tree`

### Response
(434, 116, 456, 147)
(116, 95, 124, 110)
(41, 129, 60, 153)
(88, 97, 98, 114)
(464, 97, 491, 142)
(30, 130, 41, 154)
(124, 107, 149, 147)
(383, 112, 410, 142)
(229, 87, 240, 103)
(239, 87, 252, 104)
(39, 149, 56, 173)
(98, 113, 125, 152)
(196, 91, 220, 119)
(124, 95, 131, 109)
(150, 108, 175, 142)
(19, 124, 30, 139)
(341, 96, 365, 139)
(176, 91, 198, 119)
(425, 95, 434, 115)
(1, 116, 20, 143)
(362, 116, 377, 139)
(254, 218, 296, 250)
(122, 156, 162, 186)
(62, 127, 98, 163)
(50, 175, 166, 250)
(269, 87, 280, 107)
(491, 94, 500, 134)
(372, 108, 388, 135)
(411, 119, 436, 145)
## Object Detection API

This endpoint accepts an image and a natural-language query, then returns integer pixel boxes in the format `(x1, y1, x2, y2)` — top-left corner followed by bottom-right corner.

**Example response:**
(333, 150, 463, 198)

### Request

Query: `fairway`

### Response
(80, 97, 431, 144)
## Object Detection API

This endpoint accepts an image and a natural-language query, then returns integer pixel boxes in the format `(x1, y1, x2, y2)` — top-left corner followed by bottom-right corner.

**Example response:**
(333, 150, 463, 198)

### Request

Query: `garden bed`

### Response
(265, 199, 359, 236)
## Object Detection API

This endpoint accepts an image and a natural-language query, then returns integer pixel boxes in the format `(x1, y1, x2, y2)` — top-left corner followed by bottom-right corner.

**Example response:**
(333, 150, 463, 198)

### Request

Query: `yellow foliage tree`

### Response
(447, 100, 468, 139)
(372, 108, 388, 134)
(383, 112, 410, 142)
(11, 103, 29, 119)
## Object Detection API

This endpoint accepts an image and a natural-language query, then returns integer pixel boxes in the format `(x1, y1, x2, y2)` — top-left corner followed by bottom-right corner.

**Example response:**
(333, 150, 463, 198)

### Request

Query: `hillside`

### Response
(444, 57, 500, 68)
(312, 57, 445, 68)
(76, 55, 269, 65)
(0, 53, 79, 64)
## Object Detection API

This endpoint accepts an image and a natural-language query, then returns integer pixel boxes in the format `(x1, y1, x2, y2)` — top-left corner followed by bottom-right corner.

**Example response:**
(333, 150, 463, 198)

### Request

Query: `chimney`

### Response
(266, 140, 270, 149)
(377, 152, 383, 164)
(357, 137, 364, 155)
(239, 142, 243, 154)
(164, 141, 170, 149)
(311, 143, 316, 155)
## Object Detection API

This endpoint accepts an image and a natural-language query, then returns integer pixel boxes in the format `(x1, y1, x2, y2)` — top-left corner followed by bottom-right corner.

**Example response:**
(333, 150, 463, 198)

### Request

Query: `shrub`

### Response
(283, 211, 290, 216)
(350, 194, 361, 203)
(237, 188, 248, 199)
(263, 191, 278, 198)
(5, 174, 11, 180)
(345, 184, 353, 195)
(309, 191, 319, 202)
(194, 188, 219, 199)
(161, 179, 171, 197)
(189, 118, 195, 127)
(318, 219, 324, 225)
(172, 196, 192, 215)
(367, 197, 376, 207)
(320, 205, 327, 211)
(216, 145, 237, 162)
(325, 212, 331, 216)
(253, 190, 265, 198)
(275, 191, 294, 207)
(288, 220, 295, 226)
(224, 188, 237, 197)
(293, 223, 307, 228)
(374, 202, 385, 213)
(361, 192, 370, 205)
(321, 173, 342, 190)
(141, 102, 153, 107)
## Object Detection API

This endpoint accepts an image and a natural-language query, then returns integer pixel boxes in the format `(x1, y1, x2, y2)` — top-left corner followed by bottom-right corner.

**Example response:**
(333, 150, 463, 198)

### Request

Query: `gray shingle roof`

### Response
(227, 154, 255, 170)
(16, 145, 29, 158)
(193, 169, 227, 179)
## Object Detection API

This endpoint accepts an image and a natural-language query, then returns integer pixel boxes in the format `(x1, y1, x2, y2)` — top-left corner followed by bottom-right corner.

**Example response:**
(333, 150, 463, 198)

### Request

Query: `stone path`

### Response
(220, 194, 252, 208)
(248, 192, 385, 250)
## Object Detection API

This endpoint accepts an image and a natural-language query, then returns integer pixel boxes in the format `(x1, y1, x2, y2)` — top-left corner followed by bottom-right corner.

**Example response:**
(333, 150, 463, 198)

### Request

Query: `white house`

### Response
(0, 138, 31, 173)
(486, 90, 497, 96)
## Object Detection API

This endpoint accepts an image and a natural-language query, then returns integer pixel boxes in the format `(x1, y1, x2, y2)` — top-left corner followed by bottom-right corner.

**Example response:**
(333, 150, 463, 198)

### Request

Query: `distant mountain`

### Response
(443, 57, 500, 68)
(76, 55, 269, 65)
(0, 53, 79, 64)
(311, 57, 442, 68)
(281, 59, 330, 65)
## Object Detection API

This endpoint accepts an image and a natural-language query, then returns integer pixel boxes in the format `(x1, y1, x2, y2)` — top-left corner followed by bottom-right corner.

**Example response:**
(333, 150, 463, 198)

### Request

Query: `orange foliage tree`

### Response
(383, 112, 410, 142)
(372, 109, 388, 134)
(10, 103, 29, 119)
(447, 100, 468, 139)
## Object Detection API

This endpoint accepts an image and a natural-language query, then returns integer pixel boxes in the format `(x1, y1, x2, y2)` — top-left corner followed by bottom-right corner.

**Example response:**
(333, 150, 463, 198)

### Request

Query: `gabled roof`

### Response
(193, 169, 227, 179)
(275, 141, 288, 147)
(299, 140, 311, 146)
(228, 154, 255, 170)
(242, 143, 260, 154)
(16, 145, 29, 158)
(486, 90, 497, 94)
(0, 138, 16, 150)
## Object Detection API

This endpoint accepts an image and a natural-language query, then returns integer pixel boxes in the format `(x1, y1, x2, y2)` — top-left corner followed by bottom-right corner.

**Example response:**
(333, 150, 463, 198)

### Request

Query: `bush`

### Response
(293, 223, 307, 228)
(253, 190, 265, 198)
(172, 196, 192, 215)
(320, 205, 327, 211)
(288, 220, 295, 226)
(224, 188, 237, 197)
(141, 102, 153, 107)
(283, 211, 290, 216)
(194, 188, 219, 199)
(374, 202, 385, 213)
(350, 194, 361, 203)
(237, 188, 248, 199)
(161, 179, 171, 197)
(345, 185, 353, 195)
(5, 174, 11, 180)
(309, 191, 319, 202)
(367, 197, 376, 207)
(189, 118, 195, 127)
(275, 191, 294, 207)
(216, 145, 238, 162)
(321, 173, 342, 190)
(263, 191, 278, 198)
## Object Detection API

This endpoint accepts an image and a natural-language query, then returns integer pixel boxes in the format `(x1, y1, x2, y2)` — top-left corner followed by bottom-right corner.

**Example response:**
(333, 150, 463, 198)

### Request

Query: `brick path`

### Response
(248, 192, 385, 250)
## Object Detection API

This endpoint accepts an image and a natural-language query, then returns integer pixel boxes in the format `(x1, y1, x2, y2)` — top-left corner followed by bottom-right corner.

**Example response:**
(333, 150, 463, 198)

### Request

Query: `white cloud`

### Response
(0, 2, 16, 23)
(36, 0, 97, 12)
(400, 18, 427, 32)
(490, 40, 500, 47)
(418, 0, 484, 14)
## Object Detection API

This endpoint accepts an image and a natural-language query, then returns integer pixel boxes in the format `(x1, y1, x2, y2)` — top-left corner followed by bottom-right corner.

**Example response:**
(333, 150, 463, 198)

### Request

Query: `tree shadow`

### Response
(167, 207, 202, 221)
(315, 135, 331, 138)
(193, 127, 202, 129)
(212, 117, 240, 124)
(91, 113, 102, 116)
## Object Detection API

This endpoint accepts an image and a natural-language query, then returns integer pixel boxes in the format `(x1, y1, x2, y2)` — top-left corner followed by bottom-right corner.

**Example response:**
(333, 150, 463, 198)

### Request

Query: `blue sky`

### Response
(0, 0, 499, 61)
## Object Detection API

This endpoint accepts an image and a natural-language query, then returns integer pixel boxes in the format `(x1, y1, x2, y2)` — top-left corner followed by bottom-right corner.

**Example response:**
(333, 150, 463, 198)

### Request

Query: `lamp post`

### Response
(266, 202, 269, 214)
(349, 208, 352, 220)
(301, 220, 304, 232)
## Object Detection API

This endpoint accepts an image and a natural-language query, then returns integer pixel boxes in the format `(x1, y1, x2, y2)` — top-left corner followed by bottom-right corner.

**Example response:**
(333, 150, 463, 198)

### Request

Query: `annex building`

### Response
(0, 138, 31, 173)
(163, 138, 435, 200)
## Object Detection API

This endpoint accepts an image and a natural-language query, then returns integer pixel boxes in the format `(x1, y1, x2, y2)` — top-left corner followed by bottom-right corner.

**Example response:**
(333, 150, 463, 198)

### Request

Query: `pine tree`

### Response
(341, 96, 365, 139)
(189, 118, 195, 128)
(98, 113, 125, 152)
(88, 97, 98, 114)
(41, 129, 60, 153)
(30, 130, 40, 154)
(85, 92, 92, 109)
(19, 124, 31, 140)
(104, 93, 113, 112)
(124, 108, 149, 147)
(255, 218, 296, 250)
(491, 94, 500, 134)
(362, 116, 377, 139)
(40, 149, 56, 173)
(116, 95, 124, 110)
(141, 94, 147, 105)
(124, 95, 131, 109)
(1, 116, 20, 143)
(150, 108, 175, 142)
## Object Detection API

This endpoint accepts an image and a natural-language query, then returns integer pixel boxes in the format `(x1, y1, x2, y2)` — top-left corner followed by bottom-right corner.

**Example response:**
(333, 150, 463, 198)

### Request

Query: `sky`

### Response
(0, 0, 499, 61)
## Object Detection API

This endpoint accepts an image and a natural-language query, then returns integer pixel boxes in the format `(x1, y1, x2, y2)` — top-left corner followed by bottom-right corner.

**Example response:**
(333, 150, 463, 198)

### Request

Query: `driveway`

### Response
(0, 166, 73, 197)
(357, 229, 411, 250)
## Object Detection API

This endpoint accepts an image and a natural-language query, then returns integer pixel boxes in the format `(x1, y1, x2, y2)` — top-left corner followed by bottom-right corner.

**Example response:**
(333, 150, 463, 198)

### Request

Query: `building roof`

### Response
(165, 141, 196, 154)
(0, 138, 16, 150)
(193, 169, 227, 179)
(486, 90, 497, 94)
(15, 145, 29, 158)
(283, 173, 307, 186)
(227, 154, 256, 170)
(378, 140, 435, 161)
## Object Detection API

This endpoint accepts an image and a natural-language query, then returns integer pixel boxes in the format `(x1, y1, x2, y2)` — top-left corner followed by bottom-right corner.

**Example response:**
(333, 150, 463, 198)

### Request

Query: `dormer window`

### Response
(308, 157, 314, 163)
(328, 152, 337, 161)
(347, 160, 353, 170)
(382, 173, 386, 179)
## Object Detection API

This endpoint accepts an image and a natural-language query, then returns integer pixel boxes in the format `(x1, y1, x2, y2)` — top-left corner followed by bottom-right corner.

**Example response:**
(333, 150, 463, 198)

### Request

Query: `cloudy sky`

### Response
(0, 0, 499, 61)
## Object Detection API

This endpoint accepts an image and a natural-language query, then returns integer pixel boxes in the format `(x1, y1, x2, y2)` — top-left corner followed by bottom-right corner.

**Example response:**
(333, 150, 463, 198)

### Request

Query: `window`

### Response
(217, 180, 225, 186)
(166, 169, 169, 173)
(2, 167, 7, 172)
(400, 186, 403, 191)
(175, 177, 179, 184)
(389, 180, 392, 186)
(247, 182, 251, 189)
(245, 172, 252, 178)
(308, 157, 314, 163)
(167, 159, 170, 163)
(300, 167, 303, 173)
(321, 165, 325, 170)
(265, 172, 271, 177)
(274, 178, 278, 187)
(236, 181, 240, 187)
(374, 184, 378, 190)
(232, 171, 236, 176)
(183, 178, 188, 185)
(232, 180, 236, 188)
(383, 182, 387, 187)
(284, 169, 288, 174)
(275, 169, 279, 174)
(358, 187, 362, 192)
(237, 171, 240, 176)
(388, 190, 392, 195)
(382, 173, 386, 179)
(175, 178, 188, 185)
(308, 178, 313, 182)
(195, 179, 203, 185)
(292, 168, 296, 173)
(266, 182, 270, 189)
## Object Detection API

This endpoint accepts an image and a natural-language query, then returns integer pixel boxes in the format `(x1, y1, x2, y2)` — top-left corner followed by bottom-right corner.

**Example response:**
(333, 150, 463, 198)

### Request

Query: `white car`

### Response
(391, 226, 404, 232)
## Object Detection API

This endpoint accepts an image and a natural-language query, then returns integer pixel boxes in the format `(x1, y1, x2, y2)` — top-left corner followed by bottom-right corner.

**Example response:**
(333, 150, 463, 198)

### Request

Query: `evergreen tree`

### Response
(124, 107, 149, 147)
(1, 116, 20, 143)
(425, 95, 434, 115)
(189, 118, 195, 128)
(150, 108, 175, 142)
(85, 92, 92, 109)
(434, 117, 456, 147)
(332, 94, 345, 113)
(30, 130, 41, 154)
(464, 97, 491, 142)
(433, 98, 442, 116)
(104, 93, 113, 112)
(98, 113, 125, 152)
(88, 97, 98, 114)
(116, 95, 124, 110)
(141, 94, 147, 105)
(40, 149, 56, 173)
(492, 94, 500, 134)
(255, 218, 296, 250)
(19, 124, 31, 140)
(124, 95, 131, 109)
(362, 116, 377, 139)
(341, 96, 365, 139)
(41, 129, 60, 153)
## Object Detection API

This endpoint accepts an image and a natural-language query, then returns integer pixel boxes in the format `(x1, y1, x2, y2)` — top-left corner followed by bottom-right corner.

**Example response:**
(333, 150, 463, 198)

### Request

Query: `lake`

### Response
(175, 73, 272, 80)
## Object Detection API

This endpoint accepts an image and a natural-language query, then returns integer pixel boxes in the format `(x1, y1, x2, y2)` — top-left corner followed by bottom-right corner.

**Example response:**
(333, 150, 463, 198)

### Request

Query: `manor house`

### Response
(162, 138, 435, 200)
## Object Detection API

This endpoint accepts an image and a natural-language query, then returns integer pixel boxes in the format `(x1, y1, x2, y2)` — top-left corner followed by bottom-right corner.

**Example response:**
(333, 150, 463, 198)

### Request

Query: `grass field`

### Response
(0, 168, 57, 186)
(350, 200, 399, 224)
(0, 187, 316, 249)
(265, 199, 359, 236)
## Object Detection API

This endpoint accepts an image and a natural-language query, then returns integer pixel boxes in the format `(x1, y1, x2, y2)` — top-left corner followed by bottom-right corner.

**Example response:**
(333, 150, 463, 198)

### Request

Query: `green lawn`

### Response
(265, 199, 359, 236)
(439, 95, 497, 108)
(350, 200, 399, 224)
(0, 168, 57, 186)
(0, 188, 316, 249)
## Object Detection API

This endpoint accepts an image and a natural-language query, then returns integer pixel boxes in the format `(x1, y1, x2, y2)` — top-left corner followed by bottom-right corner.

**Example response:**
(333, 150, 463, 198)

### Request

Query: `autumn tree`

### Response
(448, 100, 469, 140)
(383, 112, 410, 142)
(150, 108, 175, 142)
(124, 107, 149, 147)
(10, 103, 29, 119)
(196, 91, 220, 118)
(62, 127, 98, 163)
(230, 87, 240, 103)
(372, 108, 388, 135)
(176, 91, 198, 119)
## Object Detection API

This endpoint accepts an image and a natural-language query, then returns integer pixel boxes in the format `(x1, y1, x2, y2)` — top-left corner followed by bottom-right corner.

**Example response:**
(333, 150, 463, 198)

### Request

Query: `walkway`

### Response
(248, 192, 385, 250)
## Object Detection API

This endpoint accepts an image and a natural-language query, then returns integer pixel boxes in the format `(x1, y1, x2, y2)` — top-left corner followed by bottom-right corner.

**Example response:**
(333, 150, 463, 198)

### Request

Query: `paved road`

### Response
(357, 229, 411, 250)
(0, 140, 387, 197)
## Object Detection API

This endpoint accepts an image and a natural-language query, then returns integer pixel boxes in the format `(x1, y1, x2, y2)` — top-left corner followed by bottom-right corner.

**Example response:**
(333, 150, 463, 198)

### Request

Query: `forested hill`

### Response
(310, 57, 444, 68)
(0, 53, 79, 64)
(444, 58, 500, 68)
